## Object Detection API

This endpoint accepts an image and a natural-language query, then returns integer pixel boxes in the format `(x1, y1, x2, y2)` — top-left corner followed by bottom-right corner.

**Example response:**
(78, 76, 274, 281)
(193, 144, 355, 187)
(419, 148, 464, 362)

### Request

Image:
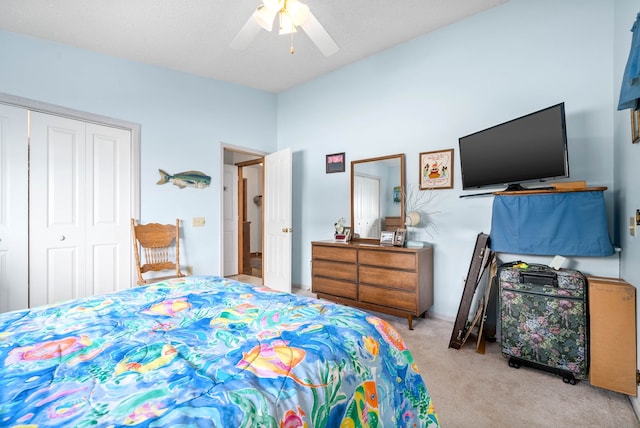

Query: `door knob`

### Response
(281, 228, 292, 233)
(60, 235, 66, 241)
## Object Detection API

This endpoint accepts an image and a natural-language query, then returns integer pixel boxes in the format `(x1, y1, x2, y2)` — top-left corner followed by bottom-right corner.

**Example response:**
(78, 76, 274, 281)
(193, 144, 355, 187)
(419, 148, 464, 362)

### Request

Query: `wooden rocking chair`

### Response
(131, 218, 185, 285)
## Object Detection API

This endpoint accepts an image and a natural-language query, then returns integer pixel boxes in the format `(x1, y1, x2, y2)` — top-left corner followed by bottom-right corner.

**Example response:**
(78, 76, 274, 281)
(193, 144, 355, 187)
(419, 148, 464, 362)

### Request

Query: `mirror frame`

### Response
(350, 153, 405, 243)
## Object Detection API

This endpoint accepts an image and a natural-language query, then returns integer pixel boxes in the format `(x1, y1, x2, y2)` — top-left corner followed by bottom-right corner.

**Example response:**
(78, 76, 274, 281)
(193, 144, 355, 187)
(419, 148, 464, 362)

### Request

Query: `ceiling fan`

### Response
(230, 0, 339, 56)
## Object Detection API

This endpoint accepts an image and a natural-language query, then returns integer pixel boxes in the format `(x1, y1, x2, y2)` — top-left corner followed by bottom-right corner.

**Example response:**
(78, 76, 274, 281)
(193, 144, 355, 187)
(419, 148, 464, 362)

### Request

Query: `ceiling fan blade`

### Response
(300, 11, 339, 56)
(230, 14, 262, 50)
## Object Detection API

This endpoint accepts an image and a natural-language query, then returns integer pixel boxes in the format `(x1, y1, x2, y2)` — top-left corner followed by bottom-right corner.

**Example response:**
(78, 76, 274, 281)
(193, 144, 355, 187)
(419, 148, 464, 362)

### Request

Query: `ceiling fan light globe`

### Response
(262, 0, 283, 10)
(254, 5, 278, 31)
(287, 1, 310, 26)
(278, 11, 297, 35)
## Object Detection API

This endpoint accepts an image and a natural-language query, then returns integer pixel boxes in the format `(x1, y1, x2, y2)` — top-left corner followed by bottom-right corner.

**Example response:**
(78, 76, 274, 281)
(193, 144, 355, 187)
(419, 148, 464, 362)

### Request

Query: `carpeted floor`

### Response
(227, 277, 639, 427)
(382, 313, 639, 428)
(292, 286, 639, 428)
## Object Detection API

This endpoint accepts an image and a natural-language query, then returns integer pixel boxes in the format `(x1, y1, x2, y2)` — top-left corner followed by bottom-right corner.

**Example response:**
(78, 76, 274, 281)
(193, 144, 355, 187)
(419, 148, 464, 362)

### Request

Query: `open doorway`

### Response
(222, 148, 263, 285)
(237, 158, 263, 279)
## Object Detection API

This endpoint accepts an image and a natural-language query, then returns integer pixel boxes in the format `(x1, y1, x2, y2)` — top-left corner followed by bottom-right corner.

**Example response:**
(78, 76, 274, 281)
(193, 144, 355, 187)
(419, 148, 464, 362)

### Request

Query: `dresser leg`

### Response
(407, 315, 414, 330)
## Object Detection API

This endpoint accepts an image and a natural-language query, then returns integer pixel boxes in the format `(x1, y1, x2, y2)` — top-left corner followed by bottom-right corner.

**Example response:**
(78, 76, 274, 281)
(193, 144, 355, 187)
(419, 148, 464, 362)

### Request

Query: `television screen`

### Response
(458, 103, 569, 191)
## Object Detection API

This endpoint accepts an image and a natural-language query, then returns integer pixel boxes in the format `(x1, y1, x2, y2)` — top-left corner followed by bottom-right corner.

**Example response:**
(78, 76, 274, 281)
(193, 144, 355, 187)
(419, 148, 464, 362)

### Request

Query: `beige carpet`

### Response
(229, 277, 638, 427)
(382, 313, 639, 428)
(291, 286, 639, 428)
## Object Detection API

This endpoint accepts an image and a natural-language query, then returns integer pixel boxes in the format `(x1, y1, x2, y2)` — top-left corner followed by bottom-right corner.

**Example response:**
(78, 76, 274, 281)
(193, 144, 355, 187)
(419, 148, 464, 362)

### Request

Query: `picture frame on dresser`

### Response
(394, 228, 406, 247)
(335, 227, 351, 243)
(380, 231, 395, 246)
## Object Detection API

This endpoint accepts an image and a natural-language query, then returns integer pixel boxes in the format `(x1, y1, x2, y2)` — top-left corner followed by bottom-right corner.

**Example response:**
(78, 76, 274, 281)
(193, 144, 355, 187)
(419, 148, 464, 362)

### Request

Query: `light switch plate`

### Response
(192, 217, 205, 227)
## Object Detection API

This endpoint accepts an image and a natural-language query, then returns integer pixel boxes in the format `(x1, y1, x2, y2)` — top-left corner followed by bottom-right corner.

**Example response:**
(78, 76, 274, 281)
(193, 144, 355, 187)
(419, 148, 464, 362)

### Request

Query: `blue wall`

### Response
(614, 0, 640, 414)
(0, 0, 634, 322)
(0, 30, 277, 274)
(280, 0, 621, 318)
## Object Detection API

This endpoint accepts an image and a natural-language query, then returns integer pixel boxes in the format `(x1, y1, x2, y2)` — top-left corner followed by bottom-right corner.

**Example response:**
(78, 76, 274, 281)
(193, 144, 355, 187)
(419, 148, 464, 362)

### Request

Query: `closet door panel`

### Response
(0, 98, 136, 311)
(47, 247, 79, 303)
(85, 123, 132, 295)
(0, 104, 28, 312)
(30, 112, 86, 307)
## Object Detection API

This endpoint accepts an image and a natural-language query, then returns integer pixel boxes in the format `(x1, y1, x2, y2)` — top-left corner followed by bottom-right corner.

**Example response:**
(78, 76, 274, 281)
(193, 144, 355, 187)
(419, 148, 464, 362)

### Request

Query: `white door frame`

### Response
(0, 92, 141, 286)
(219, 144, 266, 277)
(222, 164, 239, 276)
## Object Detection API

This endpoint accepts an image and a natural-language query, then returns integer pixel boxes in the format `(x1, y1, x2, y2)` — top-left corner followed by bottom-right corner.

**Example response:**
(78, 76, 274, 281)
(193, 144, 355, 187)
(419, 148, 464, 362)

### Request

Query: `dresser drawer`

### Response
(312, 277, 357, 300)
(359, 265, 417, 290)
(313, 260, 357, 281)
(359, 250, 416, 271)
(313, 245, 357, 263)
(359, 284, 416, 312)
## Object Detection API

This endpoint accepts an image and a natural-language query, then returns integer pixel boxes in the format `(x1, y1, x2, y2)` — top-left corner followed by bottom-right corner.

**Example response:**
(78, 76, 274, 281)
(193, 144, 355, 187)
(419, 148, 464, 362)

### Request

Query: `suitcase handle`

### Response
(519, 270, 558, 286)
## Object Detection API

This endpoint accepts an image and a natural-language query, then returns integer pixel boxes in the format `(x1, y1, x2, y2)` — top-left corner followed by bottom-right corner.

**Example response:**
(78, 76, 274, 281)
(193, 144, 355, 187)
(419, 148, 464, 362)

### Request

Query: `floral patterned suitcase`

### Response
(499, 263, 588, 384)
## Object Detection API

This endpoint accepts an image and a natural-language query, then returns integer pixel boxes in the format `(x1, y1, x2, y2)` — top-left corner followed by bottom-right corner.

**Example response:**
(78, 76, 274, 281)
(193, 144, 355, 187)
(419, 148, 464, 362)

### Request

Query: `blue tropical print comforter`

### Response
(0, 276, 439, 427)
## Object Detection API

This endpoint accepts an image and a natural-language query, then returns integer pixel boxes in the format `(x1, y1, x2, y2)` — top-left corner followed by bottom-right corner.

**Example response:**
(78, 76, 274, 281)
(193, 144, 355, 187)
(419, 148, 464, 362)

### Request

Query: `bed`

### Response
(0, 276, 440, 427)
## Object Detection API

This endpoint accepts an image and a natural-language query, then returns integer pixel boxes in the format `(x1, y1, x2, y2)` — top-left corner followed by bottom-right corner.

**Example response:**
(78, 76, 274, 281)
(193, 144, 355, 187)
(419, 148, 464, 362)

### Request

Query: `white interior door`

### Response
(29, 112, 132, 307)
(29, 113, 86, 306)
(85, 122, 133, 296)
(0, 104, 28, 312)
(223, 164, 239, 276)
(263, 147, 292, 293)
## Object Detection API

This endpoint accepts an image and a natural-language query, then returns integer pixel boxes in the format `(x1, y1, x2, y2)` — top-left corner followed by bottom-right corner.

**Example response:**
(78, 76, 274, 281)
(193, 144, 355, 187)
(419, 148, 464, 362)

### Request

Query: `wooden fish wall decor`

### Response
(157, 169, 211, 189)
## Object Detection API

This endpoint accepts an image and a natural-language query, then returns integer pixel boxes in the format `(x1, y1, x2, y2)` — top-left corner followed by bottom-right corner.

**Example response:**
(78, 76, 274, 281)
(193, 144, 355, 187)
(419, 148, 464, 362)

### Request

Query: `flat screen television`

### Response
(458, 102, 569, 192)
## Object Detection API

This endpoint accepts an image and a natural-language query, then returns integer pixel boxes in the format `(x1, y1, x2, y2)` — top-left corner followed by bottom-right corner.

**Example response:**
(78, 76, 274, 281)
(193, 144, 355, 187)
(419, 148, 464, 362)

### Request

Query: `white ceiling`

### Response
(0, 0, 508, 93)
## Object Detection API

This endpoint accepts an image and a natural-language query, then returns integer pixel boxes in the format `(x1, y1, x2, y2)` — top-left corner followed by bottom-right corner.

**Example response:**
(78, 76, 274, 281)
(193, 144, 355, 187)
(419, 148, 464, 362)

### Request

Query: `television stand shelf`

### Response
(494, 186, 607, 195)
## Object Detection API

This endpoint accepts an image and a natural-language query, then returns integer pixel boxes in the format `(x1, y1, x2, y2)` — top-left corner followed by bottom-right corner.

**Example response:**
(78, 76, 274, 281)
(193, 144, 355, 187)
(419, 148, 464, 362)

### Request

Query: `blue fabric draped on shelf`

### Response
(490, 191, 615, 257)
(618, 12, 640, 110)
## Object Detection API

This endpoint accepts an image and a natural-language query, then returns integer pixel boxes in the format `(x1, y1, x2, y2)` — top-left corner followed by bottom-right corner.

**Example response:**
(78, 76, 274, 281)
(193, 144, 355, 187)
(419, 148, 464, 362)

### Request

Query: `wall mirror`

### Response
(351, 154, 405, 242)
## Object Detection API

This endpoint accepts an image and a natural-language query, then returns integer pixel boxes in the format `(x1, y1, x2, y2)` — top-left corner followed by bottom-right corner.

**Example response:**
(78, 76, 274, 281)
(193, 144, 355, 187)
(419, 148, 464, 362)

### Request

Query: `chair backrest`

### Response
(131, 218, 185, 285)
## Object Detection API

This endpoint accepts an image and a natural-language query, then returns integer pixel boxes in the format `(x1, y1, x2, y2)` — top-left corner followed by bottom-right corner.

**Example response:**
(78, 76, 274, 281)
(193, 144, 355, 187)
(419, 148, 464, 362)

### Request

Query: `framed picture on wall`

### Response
(393, 186, 402, 203)
(326, 152, 346, 173)
(420, 148, 454, 190)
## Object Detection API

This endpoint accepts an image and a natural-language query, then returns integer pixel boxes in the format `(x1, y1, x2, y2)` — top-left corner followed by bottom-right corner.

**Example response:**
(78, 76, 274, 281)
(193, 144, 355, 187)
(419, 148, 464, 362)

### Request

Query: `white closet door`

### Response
(85, 122, 132, 296)
(29, 113, 132, 307)
(0, 104, 28, 312)
(30, 113, 87, 306)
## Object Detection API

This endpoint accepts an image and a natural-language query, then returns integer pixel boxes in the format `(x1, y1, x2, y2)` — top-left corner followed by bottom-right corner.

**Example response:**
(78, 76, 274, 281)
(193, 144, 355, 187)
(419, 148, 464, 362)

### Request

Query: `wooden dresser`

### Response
(311, 240, 434, 329)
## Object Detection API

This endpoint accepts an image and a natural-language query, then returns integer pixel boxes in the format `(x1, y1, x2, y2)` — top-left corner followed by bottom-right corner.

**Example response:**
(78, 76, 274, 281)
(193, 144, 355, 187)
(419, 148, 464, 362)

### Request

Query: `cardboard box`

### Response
(552, 180, 587, 190)
(587, 276, 637, 396)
